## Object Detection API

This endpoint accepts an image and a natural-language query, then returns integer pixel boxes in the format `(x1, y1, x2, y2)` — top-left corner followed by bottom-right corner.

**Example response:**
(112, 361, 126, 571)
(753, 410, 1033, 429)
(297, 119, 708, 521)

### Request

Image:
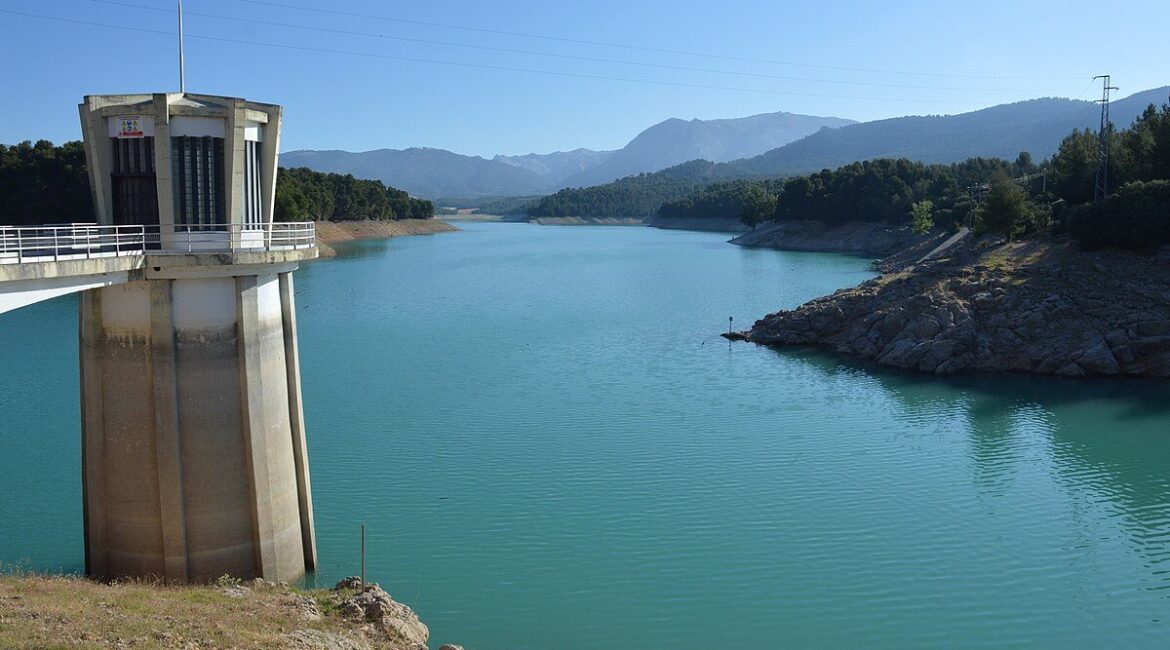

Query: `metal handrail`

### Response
(0, 222, 316, 264)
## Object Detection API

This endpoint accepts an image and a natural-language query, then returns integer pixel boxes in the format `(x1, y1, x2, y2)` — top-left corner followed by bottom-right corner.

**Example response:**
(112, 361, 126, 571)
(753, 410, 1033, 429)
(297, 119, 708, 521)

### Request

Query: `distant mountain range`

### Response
(281, 87, 1169, 201)
(493, 148, 615, 185)
(277, 147, 551, 199)
(281, 110, 854, 199)
(553, 111, 856, 187)
(727, 87, 1170, 178)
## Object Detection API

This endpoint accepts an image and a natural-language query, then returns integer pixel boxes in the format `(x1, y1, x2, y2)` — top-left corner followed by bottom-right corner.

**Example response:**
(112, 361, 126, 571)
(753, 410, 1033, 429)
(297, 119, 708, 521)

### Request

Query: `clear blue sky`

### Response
(2, 0, 1168, 157)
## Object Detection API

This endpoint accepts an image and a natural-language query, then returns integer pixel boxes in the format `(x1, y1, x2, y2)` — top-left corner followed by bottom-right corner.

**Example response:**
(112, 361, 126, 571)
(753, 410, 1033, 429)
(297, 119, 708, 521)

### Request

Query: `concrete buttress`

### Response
(80, 271, 315, 582)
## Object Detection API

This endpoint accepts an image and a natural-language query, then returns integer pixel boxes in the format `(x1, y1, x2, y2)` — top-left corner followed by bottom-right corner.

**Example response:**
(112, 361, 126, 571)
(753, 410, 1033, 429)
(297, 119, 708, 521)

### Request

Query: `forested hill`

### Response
(527, 161, 724, 218)
(274, 167, 433, 222)
(727, 87, 1170, 178)
(526, 87, 1170, 219)
(0, 140, 432, 225)
(0, 140, 91, 226)
(659, 101, 1170, 252)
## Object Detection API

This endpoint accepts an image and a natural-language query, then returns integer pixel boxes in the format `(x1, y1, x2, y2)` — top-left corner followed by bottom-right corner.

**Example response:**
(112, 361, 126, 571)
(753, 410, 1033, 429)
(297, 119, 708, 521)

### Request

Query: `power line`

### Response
(1093, 74, 1119, 202)
(232, 0, 1086, 82)
(87, 0, 1083, 94)
(0, 8, 1015, 104)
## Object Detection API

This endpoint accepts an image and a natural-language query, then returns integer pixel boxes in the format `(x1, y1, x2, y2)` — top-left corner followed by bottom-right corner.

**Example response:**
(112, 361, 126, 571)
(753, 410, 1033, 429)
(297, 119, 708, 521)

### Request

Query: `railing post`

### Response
(53, 228, 59, 262)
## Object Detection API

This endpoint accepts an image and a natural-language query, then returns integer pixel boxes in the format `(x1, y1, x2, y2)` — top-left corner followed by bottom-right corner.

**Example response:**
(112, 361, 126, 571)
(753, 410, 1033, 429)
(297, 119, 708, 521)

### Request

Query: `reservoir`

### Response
(2, 221, 1169, 648)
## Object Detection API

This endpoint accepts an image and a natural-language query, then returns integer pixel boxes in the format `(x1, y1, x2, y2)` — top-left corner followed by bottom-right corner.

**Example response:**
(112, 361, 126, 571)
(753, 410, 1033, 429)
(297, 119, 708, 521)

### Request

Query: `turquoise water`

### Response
(2, 222, 1170, 648)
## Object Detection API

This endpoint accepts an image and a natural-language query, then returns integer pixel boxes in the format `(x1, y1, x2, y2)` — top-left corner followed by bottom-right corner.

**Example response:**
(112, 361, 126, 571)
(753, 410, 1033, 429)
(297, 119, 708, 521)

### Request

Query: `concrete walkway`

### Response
(917, 227, 971, 264)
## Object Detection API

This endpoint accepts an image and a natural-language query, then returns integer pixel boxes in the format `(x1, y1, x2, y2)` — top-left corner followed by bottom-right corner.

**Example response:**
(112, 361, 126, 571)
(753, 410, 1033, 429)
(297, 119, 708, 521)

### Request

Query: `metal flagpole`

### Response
(178, 0, 186, 93)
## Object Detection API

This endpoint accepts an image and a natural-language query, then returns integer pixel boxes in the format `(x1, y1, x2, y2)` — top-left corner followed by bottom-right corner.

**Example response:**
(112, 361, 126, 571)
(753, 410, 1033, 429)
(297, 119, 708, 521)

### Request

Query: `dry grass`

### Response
(0, 574, 381, 649)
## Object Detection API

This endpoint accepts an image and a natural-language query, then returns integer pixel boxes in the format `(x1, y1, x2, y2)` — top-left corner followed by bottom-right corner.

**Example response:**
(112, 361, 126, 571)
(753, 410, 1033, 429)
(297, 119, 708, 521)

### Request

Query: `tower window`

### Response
(110, 136, 159, 226)
(244, 140, 263, 228)
(171, 136, 226, 228)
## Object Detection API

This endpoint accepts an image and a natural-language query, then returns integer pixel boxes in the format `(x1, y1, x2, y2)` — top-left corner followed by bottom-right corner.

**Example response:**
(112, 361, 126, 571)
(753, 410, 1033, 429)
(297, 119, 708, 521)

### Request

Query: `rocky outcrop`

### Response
(729, 220, 943, 256)
(336, 579, 430, 650)
(732, 238, 1170, 378)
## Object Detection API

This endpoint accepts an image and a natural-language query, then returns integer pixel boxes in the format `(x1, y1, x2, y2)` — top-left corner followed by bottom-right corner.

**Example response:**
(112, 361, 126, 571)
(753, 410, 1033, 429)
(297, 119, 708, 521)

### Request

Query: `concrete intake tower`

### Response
(0, 92, 318, 582)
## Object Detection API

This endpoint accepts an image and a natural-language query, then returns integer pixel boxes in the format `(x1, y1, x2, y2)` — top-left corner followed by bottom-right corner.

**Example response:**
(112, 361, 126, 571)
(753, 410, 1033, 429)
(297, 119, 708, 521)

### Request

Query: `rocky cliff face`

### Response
(732, 238, 1170, 378)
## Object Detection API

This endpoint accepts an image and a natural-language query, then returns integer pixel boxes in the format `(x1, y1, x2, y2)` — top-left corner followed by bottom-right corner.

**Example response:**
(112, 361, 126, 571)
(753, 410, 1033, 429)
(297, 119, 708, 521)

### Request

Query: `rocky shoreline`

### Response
(315, 219, 459, 257)
(728, 233, 1170, 378)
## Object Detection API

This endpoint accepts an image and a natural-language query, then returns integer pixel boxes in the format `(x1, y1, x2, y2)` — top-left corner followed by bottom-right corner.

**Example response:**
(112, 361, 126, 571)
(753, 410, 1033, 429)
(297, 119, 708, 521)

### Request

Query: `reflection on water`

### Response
(2, 222, 1169, 648)
(783, 347, 1170, 593)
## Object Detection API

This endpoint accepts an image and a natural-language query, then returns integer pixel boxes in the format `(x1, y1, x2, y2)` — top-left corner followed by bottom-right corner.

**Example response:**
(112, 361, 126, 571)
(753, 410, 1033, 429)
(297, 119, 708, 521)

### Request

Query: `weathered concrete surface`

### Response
(280, 272, 318, 571)
(81, 272, 314, 582)
(0, 256, 143, 314)
(146, 248, 317, 273)
(0, 247, 314, 314)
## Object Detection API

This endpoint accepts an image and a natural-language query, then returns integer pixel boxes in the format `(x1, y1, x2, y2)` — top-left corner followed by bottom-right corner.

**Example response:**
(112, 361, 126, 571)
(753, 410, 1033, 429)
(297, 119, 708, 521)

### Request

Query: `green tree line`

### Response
(656, 99, 1170, 250)
(0, 140, 432, 225)
(658, 156, 1038, 232)
(1058, 103, 1170, 249)
(274, 167, 433, 222)
(0, 140, 92, 225)
(526, 160, 723, 218)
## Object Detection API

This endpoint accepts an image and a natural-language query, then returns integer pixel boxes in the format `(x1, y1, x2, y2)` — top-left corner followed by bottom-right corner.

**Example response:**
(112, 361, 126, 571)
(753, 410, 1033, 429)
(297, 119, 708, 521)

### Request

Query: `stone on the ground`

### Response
(338, 584, 429, 649)
(286, 629, 371, 650)
(334, 576, 364, 591)
(221, 585, 250, 598)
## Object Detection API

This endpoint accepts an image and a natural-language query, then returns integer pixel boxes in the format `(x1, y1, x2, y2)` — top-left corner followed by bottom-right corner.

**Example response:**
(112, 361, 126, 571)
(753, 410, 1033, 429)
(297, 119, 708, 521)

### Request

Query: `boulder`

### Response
(1075, 341, 1121, 375)
(338, 585, 429, 650)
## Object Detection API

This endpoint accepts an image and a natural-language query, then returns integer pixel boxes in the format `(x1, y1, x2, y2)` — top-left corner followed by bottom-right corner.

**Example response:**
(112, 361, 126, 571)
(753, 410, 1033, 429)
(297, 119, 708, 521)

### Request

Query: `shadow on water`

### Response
(770, 345, 1170, 417)
(769, 345, 1170, 586)
(321, 238, 400, 261)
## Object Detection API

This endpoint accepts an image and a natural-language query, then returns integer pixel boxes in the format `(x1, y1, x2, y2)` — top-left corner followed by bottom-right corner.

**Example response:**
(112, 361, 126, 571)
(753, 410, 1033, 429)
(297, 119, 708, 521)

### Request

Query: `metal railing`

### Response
(0, 222, 316, 265)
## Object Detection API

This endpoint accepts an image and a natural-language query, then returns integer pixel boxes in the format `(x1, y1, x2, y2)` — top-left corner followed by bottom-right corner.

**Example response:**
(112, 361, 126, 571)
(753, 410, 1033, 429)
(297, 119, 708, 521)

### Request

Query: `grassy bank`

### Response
(0, 574, 439, 649)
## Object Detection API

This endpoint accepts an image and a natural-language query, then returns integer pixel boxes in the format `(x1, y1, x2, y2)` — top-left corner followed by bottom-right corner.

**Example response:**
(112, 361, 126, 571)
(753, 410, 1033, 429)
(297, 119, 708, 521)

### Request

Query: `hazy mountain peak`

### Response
(276, 89, 1170, 201)
(561, 110, 856, 187)
(282, 107, 854, 198)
